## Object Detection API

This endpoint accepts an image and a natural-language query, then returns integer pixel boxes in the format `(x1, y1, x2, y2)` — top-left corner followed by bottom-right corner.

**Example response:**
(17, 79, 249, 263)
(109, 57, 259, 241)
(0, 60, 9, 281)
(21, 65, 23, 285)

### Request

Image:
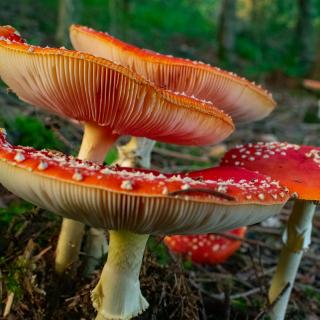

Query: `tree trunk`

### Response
(311, 37, 320, 79)
(217, 0, 237, 66)
(56, 0, 80, 46)
(108, 0, 130, 39)
(295, 0, 315, 76)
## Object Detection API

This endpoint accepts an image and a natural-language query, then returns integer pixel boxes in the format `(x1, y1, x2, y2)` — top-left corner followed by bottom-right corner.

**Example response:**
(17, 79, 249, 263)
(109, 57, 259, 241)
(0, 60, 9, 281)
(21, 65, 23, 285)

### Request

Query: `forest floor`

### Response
(0, 84, 320, 320)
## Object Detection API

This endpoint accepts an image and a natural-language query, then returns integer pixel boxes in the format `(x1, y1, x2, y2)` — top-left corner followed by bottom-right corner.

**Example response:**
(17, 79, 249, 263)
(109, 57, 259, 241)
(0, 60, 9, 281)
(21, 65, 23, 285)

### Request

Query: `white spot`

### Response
(162, 187, 168, 195)
(72, 171, 83, 181)
(37, 160, 48, 171)
(14, 152, 25, 162)
(212, 244, 220, 252)
(181, 184, 190, 190)
(258, 193, 265, 200)
(121, 180, 133, 190)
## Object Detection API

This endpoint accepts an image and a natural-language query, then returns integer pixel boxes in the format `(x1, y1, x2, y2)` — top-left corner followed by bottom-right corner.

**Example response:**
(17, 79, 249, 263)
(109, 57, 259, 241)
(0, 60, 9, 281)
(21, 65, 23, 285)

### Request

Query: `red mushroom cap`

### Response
(0, 26, 233, 146)
(164, 227, 247, 264)
(221, 142, 320, 200)
(70, 25, 276, 124)
(0, 128, 289, 234)
(0, 26, 25, 43)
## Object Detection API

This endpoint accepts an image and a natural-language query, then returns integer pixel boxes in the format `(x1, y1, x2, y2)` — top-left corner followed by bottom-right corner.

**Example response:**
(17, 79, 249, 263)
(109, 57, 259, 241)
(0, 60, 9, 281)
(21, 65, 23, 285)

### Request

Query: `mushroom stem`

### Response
(55, 218, 85, 273)
(83, 227, 108, 276)
(55, 122, 118, 274)
(117, 137, 156, 168)
(268, 200, 316, 320)
(92, 230, 149, 320)
(83, 137, 155, 276)
(78, 122, 118, 162)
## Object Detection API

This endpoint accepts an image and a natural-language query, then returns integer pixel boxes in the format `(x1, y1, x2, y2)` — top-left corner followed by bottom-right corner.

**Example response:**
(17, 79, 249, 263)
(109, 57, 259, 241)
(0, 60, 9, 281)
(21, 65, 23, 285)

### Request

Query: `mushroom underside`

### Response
(0, 161, 284, 235)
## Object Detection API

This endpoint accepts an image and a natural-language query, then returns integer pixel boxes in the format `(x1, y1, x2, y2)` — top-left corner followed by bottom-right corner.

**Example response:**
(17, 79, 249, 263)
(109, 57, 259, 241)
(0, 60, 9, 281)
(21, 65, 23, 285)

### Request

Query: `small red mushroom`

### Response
(164, 227, 247, 264)
(221, 141, 320, 320)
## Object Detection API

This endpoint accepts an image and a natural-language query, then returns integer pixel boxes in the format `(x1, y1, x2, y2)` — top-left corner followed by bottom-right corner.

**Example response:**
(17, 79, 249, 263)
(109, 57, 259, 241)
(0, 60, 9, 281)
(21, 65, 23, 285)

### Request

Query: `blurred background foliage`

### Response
(2, 0, 320, 80)
(2, 0, 320, 165)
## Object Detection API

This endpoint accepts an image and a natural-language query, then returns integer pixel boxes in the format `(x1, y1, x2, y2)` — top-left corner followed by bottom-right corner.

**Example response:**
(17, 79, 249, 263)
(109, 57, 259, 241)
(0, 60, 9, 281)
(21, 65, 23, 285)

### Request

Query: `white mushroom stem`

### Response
(83, 137, 155, 275)
(83, 227, 109, 276)
(268, 200, 316, 320)
(55, 122, 118, 274)
(117, 137, 156, 168)
(92, 231, 149, 320)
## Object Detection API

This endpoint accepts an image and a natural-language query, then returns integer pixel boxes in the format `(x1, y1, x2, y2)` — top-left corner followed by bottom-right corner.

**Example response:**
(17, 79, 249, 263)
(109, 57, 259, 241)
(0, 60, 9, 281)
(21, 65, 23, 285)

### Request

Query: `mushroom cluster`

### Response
(0, 128, 290, 319)
(222, 141, 320, 320)
(0, 25, 289, 320)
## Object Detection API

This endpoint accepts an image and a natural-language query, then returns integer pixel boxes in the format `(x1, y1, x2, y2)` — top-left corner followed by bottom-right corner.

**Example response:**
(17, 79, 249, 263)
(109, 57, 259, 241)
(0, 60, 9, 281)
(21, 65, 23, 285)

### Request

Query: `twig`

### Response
(224, 281, 231, 320)
(33, 246, 52, 261)
(230, 287, 261, 300)
(3, 292, 14, 318)
(248, 247, 268, 301)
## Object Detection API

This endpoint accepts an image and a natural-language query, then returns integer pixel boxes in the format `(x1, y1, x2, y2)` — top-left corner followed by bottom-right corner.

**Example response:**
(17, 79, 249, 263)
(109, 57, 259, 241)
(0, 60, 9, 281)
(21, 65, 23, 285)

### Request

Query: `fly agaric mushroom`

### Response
(221, 141, 320, 320)
(0, 129, 290, 319)
(0, 25, 234, 274)
(68, 24, 280, 278)
(70, 24, 276, 123)
(164, 227, 247, 264)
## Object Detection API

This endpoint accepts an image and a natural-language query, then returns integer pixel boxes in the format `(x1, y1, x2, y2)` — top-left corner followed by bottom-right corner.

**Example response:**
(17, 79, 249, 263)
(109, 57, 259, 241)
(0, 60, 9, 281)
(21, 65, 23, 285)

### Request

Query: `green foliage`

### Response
(0, 201, 33, 225)
(6, 257, 31, 298)
(147, 237, 170, 265)
(304, 107, 320, 123)
(182, 259, 193, 270)
(3, 0, 320, 78)
(304, 286, 320, 302)
(104, 147, 118, 165)
(9, 116, 64, 151)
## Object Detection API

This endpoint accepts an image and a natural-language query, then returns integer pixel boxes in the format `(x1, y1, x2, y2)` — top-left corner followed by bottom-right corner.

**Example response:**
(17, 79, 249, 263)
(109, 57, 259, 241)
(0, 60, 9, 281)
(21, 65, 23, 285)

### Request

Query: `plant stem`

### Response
(268, 200, 316, 320)
(55, 122, 118, 274)
(92, 230, 149, 320)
